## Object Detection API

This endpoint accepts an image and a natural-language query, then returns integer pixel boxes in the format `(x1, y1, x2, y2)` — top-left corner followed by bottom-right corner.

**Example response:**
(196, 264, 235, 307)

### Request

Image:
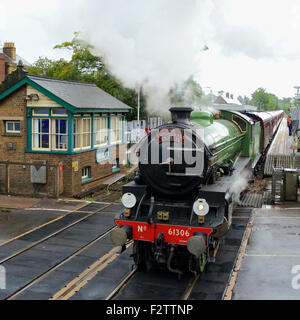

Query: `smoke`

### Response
(71, 0, 215, 113)
(229, 168, 251, 204)
(198, 106, 219, 115)
(33, 0, 300, 109)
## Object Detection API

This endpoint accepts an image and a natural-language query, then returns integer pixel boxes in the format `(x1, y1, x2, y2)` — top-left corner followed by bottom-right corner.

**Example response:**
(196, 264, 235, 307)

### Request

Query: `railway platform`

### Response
(231, 204, 300, 299)
(264, 118, 300, 175)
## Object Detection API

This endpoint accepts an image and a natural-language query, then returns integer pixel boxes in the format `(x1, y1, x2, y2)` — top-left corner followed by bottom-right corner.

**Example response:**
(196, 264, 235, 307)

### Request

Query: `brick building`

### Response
(214, 92, 242, 105)
(0, 42, 30, 83)
(0, 66, 131, 197)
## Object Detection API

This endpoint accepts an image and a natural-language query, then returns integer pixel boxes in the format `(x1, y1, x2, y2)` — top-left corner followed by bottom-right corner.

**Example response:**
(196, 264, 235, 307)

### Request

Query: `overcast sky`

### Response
(1, 0, 300, 102)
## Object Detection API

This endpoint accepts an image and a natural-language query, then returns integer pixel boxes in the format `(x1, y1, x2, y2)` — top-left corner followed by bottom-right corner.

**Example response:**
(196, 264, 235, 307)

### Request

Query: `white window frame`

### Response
(51, 118, 68, 151)
(94, 117, 108, 147)
(51, 109, 68, 117)
(32, 118, 68, 151)
(5, 121, 21, 134)
(81, 167, 91, 180)
(110, 116, 123, 144)
(32, 108, 49, 116)
(73, 118, 91, 151)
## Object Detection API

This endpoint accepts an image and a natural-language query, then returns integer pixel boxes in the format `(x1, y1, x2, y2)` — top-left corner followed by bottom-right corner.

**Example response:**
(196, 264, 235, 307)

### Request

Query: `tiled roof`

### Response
(27, 75, 132, 111)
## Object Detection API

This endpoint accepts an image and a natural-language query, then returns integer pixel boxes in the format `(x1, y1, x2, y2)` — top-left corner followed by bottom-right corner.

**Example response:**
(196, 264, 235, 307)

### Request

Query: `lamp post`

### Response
(137, 87, 140, 126)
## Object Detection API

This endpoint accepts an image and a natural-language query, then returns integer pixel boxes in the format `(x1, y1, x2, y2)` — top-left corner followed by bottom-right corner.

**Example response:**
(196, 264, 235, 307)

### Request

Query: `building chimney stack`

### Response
(3, 42, 16, 61)
(0, 53, 5, 83)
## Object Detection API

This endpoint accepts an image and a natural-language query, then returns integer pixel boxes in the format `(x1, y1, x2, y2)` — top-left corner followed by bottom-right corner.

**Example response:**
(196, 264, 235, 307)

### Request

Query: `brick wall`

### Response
(72, 144, 127, 196)
(0, 86, 27, 162)
(0, 87, 128, 197)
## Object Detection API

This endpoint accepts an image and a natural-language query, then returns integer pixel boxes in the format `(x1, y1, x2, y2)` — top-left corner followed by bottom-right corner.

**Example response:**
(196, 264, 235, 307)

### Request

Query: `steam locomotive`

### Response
(110, 107, 284, 274)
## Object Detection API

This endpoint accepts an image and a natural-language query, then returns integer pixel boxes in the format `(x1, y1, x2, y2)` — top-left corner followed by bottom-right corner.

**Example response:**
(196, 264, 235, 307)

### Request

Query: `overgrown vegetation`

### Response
(26, 32, 147, 121)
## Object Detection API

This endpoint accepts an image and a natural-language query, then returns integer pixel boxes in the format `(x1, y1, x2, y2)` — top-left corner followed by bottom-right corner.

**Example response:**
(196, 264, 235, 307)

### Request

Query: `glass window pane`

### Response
(34, 109, 49, 115)
(75, 134, 80, 148)
(7, 123, 13, 131)
(41, 134, 49, 148)
(15, 122, 20, 131)
(60, 120, 67, 134)
(33, 119, 39, 133)
(52, 109, 67, 115)
(33, 133, 39, 148)
(42, 119, 49, 133)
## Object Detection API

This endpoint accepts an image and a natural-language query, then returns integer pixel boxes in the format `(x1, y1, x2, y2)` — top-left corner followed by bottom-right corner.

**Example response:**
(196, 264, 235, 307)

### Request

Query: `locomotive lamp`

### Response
(121, 193, 137, 208)
(193, 199, 209, 216)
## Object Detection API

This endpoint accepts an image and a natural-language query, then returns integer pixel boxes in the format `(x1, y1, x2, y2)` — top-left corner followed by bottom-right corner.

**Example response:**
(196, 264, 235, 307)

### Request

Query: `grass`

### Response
(84, 197, 95, 202)
(105, 186, 111, 195)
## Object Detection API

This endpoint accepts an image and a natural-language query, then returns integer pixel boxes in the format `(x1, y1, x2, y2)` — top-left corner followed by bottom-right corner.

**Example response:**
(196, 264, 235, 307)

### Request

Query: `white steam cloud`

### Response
(78, 0, 214, 112)
(229, 169, 251, 204)
(36, 0, 300, 109)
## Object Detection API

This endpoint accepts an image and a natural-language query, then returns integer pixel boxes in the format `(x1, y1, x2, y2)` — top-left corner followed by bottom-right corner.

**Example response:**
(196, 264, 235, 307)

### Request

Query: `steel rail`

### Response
(5, 223, 117, 300)
(180, 274, 200, 300)
(0, 201, 90, 247)
(51, 241, 134, 300)
(0, 203, 112, 265)
(105, 267, 138, 300)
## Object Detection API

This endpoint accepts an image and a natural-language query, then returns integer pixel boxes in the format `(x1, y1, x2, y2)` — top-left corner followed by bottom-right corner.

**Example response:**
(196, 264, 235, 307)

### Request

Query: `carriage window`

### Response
(232, 115, 247, 132)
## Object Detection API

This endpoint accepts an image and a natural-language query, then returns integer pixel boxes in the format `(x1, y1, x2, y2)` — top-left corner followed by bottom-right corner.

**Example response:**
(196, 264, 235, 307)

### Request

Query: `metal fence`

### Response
(0, 161, 61, 198)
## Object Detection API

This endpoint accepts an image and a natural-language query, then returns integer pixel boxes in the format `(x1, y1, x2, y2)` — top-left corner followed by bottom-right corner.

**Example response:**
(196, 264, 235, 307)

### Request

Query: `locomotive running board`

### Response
(198, 156, 252, 204)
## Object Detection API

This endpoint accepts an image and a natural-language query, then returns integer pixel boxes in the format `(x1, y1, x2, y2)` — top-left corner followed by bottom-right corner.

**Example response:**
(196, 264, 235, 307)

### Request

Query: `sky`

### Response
(1, 0, 300, 107)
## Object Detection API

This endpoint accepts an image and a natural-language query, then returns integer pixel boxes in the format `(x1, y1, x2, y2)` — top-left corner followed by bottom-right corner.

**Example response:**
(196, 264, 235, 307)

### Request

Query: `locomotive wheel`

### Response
(133, 241, 153, 270)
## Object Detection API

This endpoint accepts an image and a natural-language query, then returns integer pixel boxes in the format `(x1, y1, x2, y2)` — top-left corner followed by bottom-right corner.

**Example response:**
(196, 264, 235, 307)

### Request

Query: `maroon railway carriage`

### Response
(245, 110, 284, 152)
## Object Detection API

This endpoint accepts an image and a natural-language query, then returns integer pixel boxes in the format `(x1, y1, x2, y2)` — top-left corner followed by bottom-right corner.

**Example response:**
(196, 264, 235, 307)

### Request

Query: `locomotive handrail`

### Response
(166, 172, 202, 177)
(212, 136, 244, 156)
(210, 134, 244, 150)
(134, 193, 147, 221)
(167, 147, 205, 152)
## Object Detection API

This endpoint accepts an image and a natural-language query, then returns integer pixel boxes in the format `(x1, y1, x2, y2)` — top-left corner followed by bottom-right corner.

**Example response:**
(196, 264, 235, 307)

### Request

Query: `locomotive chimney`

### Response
(169, 107, 193, 124)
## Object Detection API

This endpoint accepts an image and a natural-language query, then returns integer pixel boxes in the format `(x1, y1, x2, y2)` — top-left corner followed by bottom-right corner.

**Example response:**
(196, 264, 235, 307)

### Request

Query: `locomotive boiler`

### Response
(110, 107, 283, 274)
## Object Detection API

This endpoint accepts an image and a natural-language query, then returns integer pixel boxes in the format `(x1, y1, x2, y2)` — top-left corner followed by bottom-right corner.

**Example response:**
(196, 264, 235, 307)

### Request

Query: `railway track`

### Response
(51, 241, 134, 300)
(0, 202, 123, 300)
(98, 208, 253, 301)
(0, 202, 112, 265)
(6, 227, 118, 300)
(0, 206, 252, 300)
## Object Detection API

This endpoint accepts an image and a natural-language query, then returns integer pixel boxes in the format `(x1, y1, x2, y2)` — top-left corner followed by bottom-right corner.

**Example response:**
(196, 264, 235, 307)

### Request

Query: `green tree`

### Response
(251, 88, 270, 110)
(250, 88, 281, 111)
(26, 33, 147, 121)
(238, 95, 251, 105)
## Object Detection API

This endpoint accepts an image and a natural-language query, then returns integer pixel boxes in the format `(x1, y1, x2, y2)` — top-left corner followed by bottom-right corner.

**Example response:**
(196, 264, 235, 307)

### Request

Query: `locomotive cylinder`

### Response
(110, 225, 132, 247)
